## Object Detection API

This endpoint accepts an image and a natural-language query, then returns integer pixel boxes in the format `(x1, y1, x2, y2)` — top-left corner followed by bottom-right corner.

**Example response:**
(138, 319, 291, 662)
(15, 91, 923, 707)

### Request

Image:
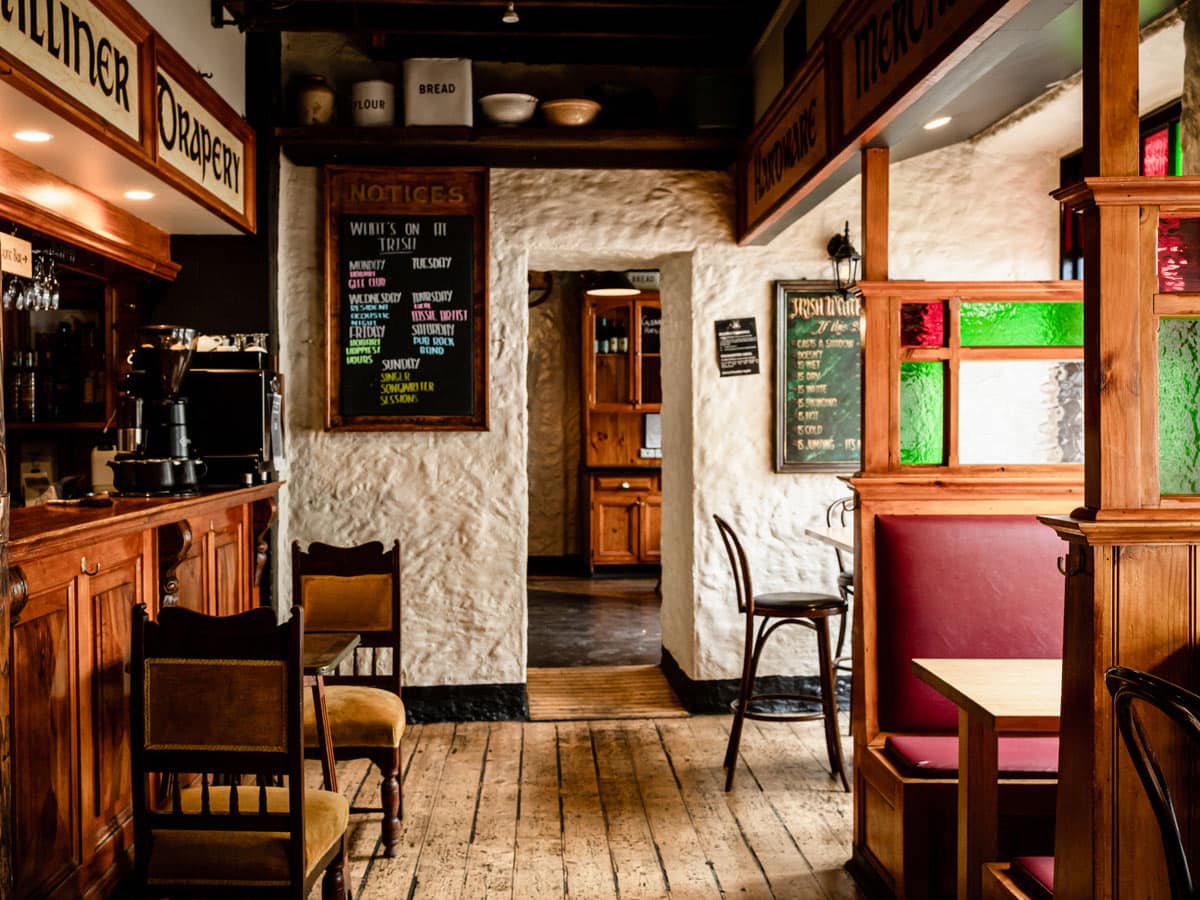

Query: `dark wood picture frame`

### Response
(774, 280, 861, 473)
(324, 165, 489, 432)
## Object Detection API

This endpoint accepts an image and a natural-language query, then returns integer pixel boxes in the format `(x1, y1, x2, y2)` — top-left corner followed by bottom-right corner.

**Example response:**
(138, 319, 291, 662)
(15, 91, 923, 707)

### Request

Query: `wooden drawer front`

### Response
(71, 533, 144, 585)
(593, 474, 656, 493)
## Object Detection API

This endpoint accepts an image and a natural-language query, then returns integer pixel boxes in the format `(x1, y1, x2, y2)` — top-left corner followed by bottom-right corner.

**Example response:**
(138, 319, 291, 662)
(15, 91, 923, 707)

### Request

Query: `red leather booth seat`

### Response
(875, 515, 1065, 734)
(884, 734, 1060, 779)
(1011, 856, 1054, 899)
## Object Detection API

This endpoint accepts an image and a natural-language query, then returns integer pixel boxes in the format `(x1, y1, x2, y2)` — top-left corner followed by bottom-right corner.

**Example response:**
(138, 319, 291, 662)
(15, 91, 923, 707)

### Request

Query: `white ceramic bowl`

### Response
(478, 93, 539, 125)
(541, 98, 601, 127)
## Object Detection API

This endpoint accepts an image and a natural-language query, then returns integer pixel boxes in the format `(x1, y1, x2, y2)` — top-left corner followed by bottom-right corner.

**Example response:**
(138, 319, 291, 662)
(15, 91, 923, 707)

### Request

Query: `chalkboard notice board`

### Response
(775, 281, 861, 472)
(324, 166, 488, 431)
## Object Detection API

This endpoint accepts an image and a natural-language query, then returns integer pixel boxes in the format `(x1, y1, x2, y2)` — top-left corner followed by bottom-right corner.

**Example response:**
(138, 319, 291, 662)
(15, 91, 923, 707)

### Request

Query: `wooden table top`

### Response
(911, 658, 1062, 731)
(804, 525, 853, 554)
(304, 632, 361, 675)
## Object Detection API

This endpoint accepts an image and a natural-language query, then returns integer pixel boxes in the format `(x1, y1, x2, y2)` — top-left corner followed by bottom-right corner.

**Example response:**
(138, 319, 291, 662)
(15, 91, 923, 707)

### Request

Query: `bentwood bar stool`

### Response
(714, 515, 849, 792)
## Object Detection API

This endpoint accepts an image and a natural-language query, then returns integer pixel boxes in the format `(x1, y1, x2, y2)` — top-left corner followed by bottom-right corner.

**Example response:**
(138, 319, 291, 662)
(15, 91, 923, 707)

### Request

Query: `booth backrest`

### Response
(876, 515, 1065, 733)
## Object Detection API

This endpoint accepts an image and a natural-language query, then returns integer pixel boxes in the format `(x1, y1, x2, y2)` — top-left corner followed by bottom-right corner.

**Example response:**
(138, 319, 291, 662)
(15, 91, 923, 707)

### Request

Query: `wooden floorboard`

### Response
(527, 666, 688, 721)
(309, 715, 864, 900)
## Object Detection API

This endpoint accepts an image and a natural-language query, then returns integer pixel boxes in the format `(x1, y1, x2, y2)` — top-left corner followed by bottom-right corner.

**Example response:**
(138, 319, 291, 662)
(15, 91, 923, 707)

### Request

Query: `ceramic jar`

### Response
(296, 75, 335, 125)
(350, 80, 394, 126)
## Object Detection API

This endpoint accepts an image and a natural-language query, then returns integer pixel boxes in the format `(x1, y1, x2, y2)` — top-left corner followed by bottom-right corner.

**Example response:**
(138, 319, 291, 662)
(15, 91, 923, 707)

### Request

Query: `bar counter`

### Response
(5, 482, 281, 899)
(9, 483, 281, 561)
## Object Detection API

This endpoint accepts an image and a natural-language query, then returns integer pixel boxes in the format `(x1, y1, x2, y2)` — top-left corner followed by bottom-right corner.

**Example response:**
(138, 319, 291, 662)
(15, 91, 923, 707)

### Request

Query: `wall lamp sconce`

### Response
(826, 221, 861, 293)
(502, 1, 519, 24)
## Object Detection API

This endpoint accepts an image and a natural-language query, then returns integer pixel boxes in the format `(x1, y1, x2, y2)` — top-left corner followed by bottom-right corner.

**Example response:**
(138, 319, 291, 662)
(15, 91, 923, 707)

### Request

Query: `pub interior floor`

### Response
(527, 574, 662, 667)
(307, 712, 862, 900)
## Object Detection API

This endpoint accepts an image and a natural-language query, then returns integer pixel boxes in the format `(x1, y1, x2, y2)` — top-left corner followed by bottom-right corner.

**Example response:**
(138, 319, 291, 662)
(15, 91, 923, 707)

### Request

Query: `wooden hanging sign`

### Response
(324, 166, 489, 431)
(0, 0, 257, 232)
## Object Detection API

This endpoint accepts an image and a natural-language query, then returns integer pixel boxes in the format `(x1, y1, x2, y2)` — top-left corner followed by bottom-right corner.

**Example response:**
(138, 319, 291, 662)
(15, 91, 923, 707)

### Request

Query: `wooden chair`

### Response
(824, 495, 855, 665)
(713, 514, 848, 792)
(1106, 665, 1200, 899)
(130, 604, 349, 899)
(293, 539, 405, 857)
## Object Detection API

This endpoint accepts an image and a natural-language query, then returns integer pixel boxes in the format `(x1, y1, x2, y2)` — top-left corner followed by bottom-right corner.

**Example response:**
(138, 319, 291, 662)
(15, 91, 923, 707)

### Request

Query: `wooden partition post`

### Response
(861, 147, 889, 283)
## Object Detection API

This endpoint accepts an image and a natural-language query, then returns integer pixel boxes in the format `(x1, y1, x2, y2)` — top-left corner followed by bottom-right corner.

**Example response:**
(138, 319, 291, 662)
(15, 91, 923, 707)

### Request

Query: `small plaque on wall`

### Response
(324, 166, 488, 431)
(715, 318, 760, 377)
(775, 281, 861, 472)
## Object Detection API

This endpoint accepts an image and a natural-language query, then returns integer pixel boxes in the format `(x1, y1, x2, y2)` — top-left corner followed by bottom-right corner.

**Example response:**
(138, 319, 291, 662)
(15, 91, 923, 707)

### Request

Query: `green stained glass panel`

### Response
(1159, 318, 1200, 494)
(960, 302, 1083, 347)
(900, 362, 944, 465)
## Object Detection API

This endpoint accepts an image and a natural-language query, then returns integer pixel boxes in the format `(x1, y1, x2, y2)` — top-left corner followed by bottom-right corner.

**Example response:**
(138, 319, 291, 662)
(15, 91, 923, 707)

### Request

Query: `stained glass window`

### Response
(900, 362, 944, 464)
(900, 303, 945, 347)
(1157, 217, 1200, 294)
(960, 302, 1084, 347)
(1159, 319, 1200, 495)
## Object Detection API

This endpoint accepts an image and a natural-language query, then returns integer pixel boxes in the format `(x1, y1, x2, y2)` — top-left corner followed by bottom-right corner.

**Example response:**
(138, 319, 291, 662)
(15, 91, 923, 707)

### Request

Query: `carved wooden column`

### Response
(251, 497, 278, 609)
(157, 520, 193, 609)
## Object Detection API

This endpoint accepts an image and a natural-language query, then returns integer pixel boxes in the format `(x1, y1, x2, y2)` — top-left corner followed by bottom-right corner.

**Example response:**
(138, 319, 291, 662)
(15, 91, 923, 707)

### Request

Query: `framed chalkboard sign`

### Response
(775, 281, 861, 472)
(324, 166, 488, 431)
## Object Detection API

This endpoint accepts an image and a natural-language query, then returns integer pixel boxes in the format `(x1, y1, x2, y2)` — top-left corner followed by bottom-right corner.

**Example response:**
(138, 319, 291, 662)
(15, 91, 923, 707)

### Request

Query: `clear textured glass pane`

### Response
(900, 302, 945, 347)
(1159, 318, 1200, 494)
(958, 361, 1084, 464)
(960, 302, 1083, 346)
(900, 362, 943, 464)
(1158, 217, 1200, 293)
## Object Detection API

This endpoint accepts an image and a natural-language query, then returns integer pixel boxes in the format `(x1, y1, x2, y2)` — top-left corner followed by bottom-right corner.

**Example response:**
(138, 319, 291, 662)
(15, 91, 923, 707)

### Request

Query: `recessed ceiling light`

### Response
(14, 130, 52, 143)
(32, 187, 68, 207)
(923, 116, 952, 131)
(124, 190, 155, 201)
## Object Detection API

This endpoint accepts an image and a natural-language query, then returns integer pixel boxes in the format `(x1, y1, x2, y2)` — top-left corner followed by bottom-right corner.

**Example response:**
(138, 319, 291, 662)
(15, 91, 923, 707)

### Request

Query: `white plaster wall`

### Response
(129, 0, 246, 114)
(527, 273, 582, 558)
(277, 22, 1181, 688)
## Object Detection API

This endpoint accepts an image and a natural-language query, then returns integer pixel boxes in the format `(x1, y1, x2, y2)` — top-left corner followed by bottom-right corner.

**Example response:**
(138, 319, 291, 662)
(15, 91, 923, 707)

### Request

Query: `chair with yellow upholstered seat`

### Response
(130, 603, 349, 899)
(293, 538, 405, 857)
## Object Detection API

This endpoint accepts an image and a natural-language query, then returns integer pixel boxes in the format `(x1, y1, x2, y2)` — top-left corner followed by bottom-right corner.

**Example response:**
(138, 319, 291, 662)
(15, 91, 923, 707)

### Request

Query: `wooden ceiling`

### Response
(214, 0, 780, 66)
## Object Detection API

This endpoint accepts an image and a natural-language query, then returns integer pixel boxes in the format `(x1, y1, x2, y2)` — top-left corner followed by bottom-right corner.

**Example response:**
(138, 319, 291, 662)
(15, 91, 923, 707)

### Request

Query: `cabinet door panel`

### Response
(12, 585, 78, 899)
(81, 556, 140, 850)
(640, 495, 662, 563)
(592, 495, 639, 565)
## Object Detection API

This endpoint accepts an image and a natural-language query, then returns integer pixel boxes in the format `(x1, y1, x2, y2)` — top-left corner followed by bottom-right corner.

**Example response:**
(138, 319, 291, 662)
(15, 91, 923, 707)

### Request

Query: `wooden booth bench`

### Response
(851, 514, 1065, 898)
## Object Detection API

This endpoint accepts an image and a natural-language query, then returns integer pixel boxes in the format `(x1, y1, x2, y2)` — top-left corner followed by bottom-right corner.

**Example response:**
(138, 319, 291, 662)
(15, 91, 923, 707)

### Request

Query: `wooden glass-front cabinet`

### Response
(582, 293, 662, 569)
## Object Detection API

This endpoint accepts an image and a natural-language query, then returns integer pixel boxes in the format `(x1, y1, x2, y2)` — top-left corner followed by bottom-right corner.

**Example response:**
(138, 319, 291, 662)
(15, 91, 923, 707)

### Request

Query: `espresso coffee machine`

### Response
(109, 325, 203, 495)
(182, 348, 283, 487)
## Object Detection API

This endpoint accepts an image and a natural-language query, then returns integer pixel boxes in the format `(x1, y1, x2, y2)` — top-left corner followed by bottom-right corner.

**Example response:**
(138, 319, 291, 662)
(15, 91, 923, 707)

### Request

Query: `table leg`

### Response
(957, 707, 999, 900)
(311, 675, 340, 793)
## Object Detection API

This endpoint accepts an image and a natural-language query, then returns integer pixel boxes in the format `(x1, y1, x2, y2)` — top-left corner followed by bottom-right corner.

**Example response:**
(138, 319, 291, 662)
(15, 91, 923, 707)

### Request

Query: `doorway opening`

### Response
(525, 268, 679, 718)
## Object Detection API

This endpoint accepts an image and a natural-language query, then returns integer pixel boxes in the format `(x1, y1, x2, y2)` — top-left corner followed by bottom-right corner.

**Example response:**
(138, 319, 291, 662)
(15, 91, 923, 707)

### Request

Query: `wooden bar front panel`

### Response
(12, 578, 78, 899)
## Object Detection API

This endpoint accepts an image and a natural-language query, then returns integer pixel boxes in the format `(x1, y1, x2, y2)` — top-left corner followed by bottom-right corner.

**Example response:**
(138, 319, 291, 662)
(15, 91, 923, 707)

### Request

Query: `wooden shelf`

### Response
(8, 421, 107, 431)
(277, 126, 741, 170)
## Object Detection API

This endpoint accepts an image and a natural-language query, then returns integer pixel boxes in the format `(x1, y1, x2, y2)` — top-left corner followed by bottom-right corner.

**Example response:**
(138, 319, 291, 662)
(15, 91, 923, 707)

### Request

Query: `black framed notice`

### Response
(715, 318, 761, 376)
(324, 166, 488, 431)
(775, 281, 861, 472)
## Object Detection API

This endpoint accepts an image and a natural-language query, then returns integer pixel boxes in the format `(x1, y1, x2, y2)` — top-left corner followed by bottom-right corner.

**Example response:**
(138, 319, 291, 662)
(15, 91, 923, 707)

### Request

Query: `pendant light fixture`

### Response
(502, 1, 519, 24)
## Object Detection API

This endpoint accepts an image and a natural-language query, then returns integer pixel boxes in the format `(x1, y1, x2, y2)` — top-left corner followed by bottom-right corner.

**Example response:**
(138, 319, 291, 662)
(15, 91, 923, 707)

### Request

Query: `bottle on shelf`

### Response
(614, 319, 627, 353)
(20, 350, 37, 422)
(598, 317, 609, 354)
(6, 349, 22, 421)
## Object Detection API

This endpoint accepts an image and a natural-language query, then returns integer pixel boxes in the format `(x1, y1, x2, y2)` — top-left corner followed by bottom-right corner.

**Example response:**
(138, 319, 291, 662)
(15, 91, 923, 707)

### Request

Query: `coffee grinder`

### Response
(110, 325, 202, 495)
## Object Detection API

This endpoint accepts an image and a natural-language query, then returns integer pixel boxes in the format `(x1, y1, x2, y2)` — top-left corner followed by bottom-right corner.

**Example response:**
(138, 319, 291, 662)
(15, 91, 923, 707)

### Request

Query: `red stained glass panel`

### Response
(1143, 127, 1169, 177)
(1158, 217, 1200, 293)
(900, 302, 946, 347)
